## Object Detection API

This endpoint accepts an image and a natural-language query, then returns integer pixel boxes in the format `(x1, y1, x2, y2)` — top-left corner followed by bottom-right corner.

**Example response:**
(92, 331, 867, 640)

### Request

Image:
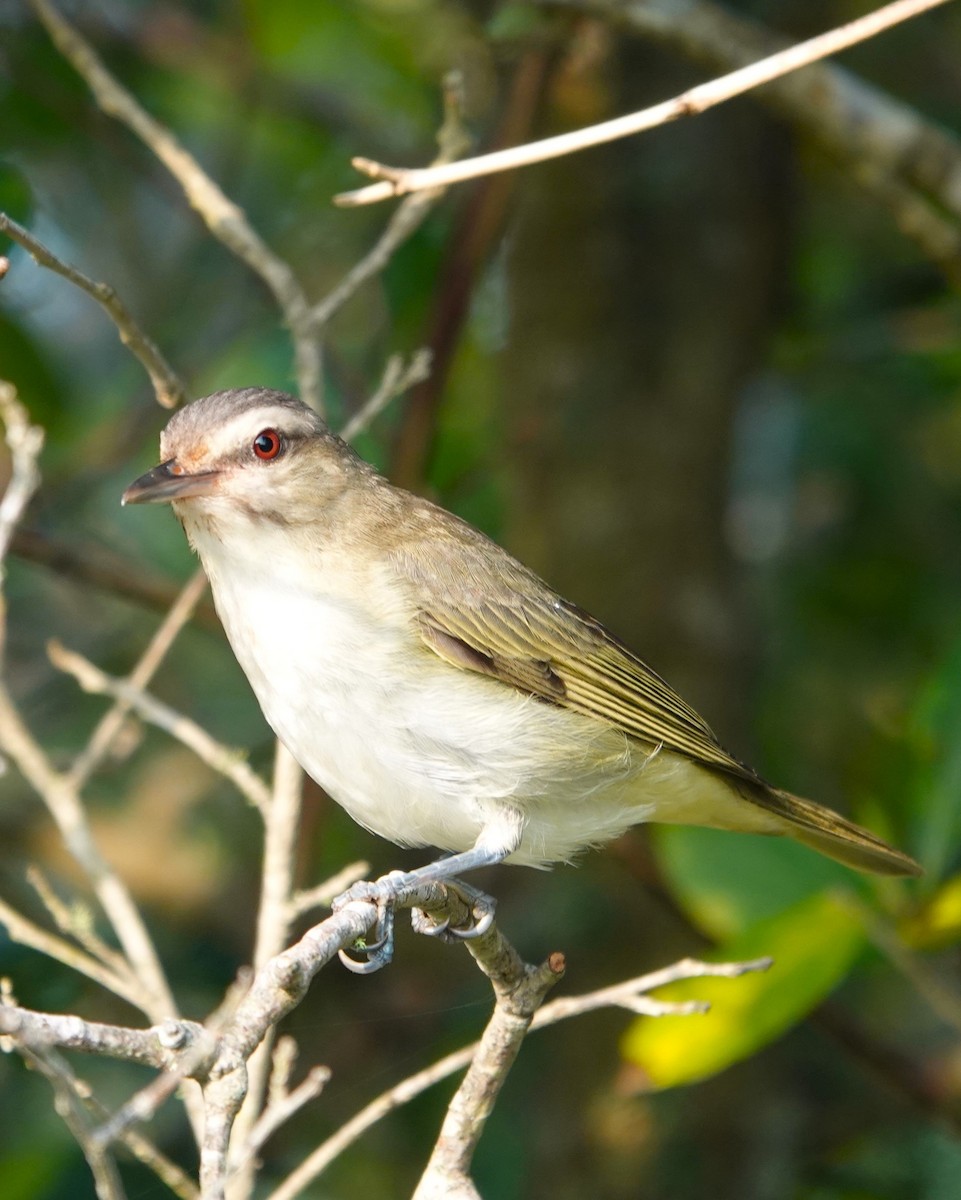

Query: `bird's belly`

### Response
(207, 570, 775, 864)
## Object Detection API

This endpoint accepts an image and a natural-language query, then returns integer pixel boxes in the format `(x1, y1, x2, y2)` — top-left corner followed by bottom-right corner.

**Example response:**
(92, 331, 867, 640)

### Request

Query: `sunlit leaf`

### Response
(621, 892, 866, 1088)
(900, 872, 961, 949)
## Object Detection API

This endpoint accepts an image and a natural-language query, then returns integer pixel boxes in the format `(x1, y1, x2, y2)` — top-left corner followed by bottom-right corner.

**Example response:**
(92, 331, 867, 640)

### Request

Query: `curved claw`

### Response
(411, 908, 451, 938)
(447, 898, 496, 940)
(336, 895, 396, 974)
(338, 943, 393, 974)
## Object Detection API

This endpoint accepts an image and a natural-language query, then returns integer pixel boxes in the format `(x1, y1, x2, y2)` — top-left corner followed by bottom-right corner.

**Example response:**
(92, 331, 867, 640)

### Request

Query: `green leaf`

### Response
(654, 824, 857, 942)
(621, 891, 866, 1088)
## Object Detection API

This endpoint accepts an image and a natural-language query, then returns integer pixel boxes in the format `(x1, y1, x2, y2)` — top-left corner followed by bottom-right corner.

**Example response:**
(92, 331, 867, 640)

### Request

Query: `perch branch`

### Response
(268, 954, 770, 1200)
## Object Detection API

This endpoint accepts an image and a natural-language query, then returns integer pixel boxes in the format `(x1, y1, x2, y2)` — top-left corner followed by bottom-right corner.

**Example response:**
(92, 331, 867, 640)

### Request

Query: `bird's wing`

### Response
(393, 534, 762, 788)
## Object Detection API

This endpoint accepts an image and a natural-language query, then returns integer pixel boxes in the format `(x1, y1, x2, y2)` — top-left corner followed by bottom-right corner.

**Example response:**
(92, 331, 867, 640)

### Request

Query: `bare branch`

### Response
(0, 684, 179, 1022)
(549, 0, 961, 280)
(289, 861, 370, 920)
(0, 1001, 210, 1072)
(48, 639, 272, 813)
(0, 382, 43, 571)
(338, 349, 433, 443)
(228, 743, 306, 1187)
(239, 1064, 332, 1170)
(335, 0, 953, 206)
(27, 867, 140, 985)
(17, 1043, 127, 1200)
(0, 381, 44, 666)
(414, 947, 565, 1200)
(0, 892, 144, 1005)
(67, 567, 208, 792)
(309, 72, 471, 330)
(11, 527, 219, 627)
(29, 0, 322, 410)
(267, 955, 770, 1200)
(0, 212, 184, 408)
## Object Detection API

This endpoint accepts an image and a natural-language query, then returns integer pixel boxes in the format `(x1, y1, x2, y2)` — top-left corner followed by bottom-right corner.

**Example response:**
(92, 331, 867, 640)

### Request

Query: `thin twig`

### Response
(0, 685, 178, 1023)
(27, 867, 139, 988)
(29, 0, 322, 410)
(0, 212, 184, 408)
(67, 567, 208, 791)
(338, 350, 433, 443)
(335, 0, 953, 206)
(309, 72, 471, 329)
(266, 955, 771, 1200)
(49, 639, 272, 814)
(227, 743, 305, 1186)
(0, 893, 144, 1006)
(238, 1065, 331, 1170)
(0, 382, 44, 665)
(18, 1043, 126, 1200)
(0, 383, 43, 570)
(289, 860, 370, 919)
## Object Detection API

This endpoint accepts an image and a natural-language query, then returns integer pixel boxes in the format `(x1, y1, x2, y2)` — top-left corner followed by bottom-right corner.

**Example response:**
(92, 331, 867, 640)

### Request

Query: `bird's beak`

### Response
(122, 460, 221, 506)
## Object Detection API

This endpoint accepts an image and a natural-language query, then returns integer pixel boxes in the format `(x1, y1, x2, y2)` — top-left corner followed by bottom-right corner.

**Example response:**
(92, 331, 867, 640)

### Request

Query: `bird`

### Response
(123, 386, 920, 968)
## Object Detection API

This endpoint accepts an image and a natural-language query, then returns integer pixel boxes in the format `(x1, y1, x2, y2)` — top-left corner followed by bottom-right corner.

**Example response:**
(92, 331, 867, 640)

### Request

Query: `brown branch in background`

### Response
(390, 45, 555, 491)
(335, 0, 954, 207)
(11, 527, 220, 628)
(0, 212, 185, 408)
(815, 1003, 961, 1136)
(28, 0, 323, 411)
(547, 0, 961, 283)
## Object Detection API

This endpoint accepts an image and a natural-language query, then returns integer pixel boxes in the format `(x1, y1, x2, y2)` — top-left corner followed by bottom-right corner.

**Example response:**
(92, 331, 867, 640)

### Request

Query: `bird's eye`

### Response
(252, 429, 283, 461)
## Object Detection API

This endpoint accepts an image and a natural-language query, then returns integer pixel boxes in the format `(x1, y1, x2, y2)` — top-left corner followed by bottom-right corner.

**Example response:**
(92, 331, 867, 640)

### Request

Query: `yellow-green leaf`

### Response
(621, 891, 866, 1088)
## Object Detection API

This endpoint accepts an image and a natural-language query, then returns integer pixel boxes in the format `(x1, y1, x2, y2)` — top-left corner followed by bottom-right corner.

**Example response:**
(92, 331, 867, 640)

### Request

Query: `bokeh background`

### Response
(3, 1, 961, 1197)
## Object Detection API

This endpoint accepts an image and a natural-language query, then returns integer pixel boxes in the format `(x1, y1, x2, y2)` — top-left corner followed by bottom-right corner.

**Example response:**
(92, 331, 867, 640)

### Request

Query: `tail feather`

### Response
(745, 786, 921, 878)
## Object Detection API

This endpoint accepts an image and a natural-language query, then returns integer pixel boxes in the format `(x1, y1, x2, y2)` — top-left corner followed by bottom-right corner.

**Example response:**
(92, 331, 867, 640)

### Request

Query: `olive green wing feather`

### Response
(391, 522, 921, 878)
(394, 534, 761, 787)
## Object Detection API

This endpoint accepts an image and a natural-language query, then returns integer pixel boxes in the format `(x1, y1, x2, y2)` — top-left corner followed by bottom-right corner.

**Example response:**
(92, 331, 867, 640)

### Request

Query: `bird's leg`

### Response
(334, 810, 524, 973)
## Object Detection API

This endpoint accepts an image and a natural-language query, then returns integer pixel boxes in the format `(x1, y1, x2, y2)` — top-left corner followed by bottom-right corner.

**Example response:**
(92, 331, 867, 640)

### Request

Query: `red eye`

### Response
(253, 429, 282, 460)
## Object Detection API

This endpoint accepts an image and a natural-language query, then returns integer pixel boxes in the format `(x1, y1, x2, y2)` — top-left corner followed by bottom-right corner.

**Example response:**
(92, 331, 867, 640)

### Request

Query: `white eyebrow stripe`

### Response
(203, 406, 315, 459)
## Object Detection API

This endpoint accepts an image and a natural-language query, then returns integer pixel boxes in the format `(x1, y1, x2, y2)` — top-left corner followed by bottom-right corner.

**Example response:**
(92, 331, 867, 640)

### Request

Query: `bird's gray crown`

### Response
(161, 387, 329, 464)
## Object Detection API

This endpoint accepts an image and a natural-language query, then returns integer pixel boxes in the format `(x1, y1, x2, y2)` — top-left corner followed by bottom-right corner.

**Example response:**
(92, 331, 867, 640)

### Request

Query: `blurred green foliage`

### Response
(2, 1, 961, 1198)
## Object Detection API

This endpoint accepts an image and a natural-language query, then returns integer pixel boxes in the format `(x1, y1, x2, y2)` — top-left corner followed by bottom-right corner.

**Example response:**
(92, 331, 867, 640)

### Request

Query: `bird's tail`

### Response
(746, 786, 921, 878)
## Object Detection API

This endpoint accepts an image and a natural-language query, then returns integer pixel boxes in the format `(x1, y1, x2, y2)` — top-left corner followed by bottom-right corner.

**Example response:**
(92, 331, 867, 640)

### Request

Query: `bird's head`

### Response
(122, 387, 367, 524)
